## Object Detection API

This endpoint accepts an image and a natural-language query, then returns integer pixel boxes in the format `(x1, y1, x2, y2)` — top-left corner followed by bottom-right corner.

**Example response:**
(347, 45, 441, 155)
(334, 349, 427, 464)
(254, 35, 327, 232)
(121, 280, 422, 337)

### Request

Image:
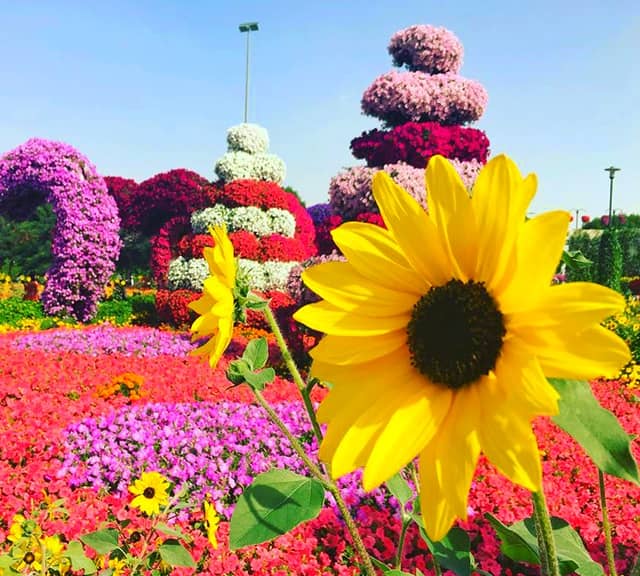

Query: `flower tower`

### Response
(154, 123, 316, 328)
(313, 24, 490, 253)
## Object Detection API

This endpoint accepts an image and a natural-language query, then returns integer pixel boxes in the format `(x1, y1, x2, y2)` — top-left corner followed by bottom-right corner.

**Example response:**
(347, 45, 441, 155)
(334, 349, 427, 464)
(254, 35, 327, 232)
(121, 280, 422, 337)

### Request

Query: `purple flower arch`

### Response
(0, 138, 121, 321)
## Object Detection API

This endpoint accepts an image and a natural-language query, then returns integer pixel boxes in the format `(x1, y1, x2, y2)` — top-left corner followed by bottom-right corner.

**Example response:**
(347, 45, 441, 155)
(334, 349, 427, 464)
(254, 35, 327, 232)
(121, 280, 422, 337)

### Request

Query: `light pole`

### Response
(239, 22, 259, 123)
(604, 166, 620, 228)
(571, 208, 586, 230)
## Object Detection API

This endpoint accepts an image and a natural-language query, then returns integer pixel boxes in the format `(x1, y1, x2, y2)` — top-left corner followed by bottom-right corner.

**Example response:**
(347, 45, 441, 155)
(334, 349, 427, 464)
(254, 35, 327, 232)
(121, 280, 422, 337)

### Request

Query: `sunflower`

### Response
(294, 155, 630, 540)
(189, 225, 237, 368)
(203, 500, 220, 549)
(128, 471, 171, 516)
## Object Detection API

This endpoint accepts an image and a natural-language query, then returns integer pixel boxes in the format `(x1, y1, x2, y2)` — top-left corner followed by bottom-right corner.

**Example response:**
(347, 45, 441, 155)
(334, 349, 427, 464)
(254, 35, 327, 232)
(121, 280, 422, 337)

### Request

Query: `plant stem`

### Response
(598, 470, 619, 576)
(394, 519, 410, 570)
(252, 388, 377, 576)
(531, 489, 561, 576)
(262, 303, 324, 444)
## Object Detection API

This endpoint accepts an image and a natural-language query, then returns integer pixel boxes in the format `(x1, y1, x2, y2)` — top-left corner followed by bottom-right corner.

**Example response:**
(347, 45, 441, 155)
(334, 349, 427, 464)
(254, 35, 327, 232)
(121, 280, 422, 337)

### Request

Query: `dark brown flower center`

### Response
(23, 552, 35, 565)
(407, 279, 505, 389)
(143, 487, 156, 499)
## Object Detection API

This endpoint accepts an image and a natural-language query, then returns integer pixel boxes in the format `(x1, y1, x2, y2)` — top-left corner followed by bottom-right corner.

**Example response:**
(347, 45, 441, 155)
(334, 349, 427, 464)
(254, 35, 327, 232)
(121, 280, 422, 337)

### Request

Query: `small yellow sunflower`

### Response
(6, 514, 26, 542)
(11, 537, 42, 572)
(189, 225, 237, 368)
(128, 471, 171, 516)
(294, 154, 630, 540)
(203, 500, 220, 549)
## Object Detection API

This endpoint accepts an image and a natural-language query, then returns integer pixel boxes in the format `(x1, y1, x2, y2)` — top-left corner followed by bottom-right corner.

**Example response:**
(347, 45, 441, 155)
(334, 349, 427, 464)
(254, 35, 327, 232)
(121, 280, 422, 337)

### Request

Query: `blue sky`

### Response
(1, 0, 638, 221)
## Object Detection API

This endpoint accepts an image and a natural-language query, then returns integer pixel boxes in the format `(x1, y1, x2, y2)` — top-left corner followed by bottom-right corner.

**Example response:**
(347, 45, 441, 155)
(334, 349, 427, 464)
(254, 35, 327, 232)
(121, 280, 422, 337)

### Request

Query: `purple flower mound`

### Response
(388, 25, 464, 74)
(11, 325, 194, 357)
(307, 203, 334, 225)
(59, 401, 394, 519)
(0, 139, 121, 321)
(361, 70, 488, 127)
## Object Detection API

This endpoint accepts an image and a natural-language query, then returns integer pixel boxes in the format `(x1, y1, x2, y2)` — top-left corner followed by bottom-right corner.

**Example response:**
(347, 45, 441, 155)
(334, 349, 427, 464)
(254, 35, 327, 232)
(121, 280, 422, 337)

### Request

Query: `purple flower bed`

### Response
(58, 401, 393, 519)
(10, 325, 195, 357)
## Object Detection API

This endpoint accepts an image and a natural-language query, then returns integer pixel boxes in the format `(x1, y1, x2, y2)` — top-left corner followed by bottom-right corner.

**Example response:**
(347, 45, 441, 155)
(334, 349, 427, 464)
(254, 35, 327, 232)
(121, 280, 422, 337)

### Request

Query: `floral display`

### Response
(104, 175, 138, 219)
(361, 70, 488, 127)
(191, 205, 296, 238)
(95, 371, 147, 400)
(350, 121, 490, 167)
(388, 24, 464, 74)
(149, 216, 190, 284)
(154, 288, 200, 327)
(122, 168, 212, 235)
(226, 123, 269, 154)
(0, 138, 121, 321)
(295, 155, 630, 539)
(128, 471, 171, 515)
(214, 123, 286, 185)
(167, 256, 210, 290)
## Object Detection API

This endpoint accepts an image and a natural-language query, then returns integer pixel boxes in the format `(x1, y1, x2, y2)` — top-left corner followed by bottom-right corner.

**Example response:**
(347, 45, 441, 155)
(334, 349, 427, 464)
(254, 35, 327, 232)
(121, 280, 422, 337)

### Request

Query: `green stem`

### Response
(598, 470, 618, 576)
(394, 519, 410, 570)
(262, 303, 324, 444)
(531, 489, 561, 576)
(252, 389, 376, 576)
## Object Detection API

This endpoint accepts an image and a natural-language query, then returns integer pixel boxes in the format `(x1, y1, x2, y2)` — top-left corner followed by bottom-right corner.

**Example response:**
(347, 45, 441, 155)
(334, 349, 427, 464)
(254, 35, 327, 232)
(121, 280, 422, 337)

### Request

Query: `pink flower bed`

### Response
(0, 330, 638, 574)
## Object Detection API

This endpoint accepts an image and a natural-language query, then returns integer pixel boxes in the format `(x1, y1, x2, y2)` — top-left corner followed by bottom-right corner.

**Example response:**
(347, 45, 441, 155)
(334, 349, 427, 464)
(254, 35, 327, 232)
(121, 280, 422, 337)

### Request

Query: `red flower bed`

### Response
(351, 122, 490, 168)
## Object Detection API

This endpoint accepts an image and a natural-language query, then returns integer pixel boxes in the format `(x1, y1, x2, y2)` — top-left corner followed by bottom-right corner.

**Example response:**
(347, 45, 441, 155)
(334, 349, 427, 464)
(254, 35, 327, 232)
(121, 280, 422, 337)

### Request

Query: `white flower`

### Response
(215, 151, 255, 182)
(167, 257, 210, 291)
(251, 153, 286, 184)
(229, 206, 271, 236)
(191, 205, 229, 234)
(227, 123, 270, 154)
(237, 259, 300, 292)
(266, 208, 296, 237)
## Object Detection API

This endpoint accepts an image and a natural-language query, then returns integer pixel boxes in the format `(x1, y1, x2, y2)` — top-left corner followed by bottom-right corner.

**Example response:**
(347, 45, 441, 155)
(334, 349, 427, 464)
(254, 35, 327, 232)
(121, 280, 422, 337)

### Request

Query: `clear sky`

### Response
(1, 0, 638, 221)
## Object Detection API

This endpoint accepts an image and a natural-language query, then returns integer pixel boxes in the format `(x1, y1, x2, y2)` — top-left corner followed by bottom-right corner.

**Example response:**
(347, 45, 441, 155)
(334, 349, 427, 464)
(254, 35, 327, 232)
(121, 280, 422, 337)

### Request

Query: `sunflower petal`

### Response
(294, 300, 409, 336)
(310, 332, 407, 366)
(302, 261, 418, 316)
(419, 388, 481, 541)
(331, 222, 427, 295)
(425, 155, 478, 280)
(372, 171, 452, 286)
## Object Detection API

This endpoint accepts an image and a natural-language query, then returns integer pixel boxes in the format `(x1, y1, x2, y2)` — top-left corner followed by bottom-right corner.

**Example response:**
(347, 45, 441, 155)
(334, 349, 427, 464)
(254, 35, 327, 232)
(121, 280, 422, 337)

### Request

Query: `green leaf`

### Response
(562, 249, 592, 269)
(80, 528, 120, 554)
(550, 378, 640, 484)
(244, 338, 269, 370)
(410, 512, 473, 576)
(155, 522, 189, 541)
(158, 539, 196, 567)
(246, 294, 268, 310)
(486, 514, 604, 576)
(230, 469, 324, 549)
(384, 571, 415, 575)
(386, 472, 413, 508)
(243, 367, 276, 391)
(66, 540, 98, 574)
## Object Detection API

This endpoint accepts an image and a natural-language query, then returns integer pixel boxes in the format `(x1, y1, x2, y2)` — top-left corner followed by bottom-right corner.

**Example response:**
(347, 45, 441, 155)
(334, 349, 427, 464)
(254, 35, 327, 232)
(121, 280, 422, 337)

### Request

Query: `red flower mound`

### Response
(104, 176, 138, 221)
(229, 230, 261, 260)
(350, 121, 490, 168)
(124, 169, 213, 235)
(149, 216, 191, 285)
(260, 234, 311, 261)
(155, 288, 200, 327)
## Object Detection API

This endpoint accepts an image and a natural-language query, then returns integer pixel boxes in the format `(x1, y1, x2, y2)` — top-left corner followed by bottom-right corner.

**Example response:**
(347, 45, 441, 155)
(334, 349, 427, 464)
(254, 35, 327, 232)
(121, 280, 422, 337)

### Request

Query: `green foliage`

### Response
(130, 293, 159, 326)
(568, 228, 640, 279)
(117, 230, 151, 276)
(92, 299, 133, 326)
(549, 378, 639, 484)
(596, 229, 623, 291)
(0, 297, 46, 327)
(226, 337, 276, 391)
(0, 204, 55, 277)
(566, 232, 597, 282)
(583, 213, 640, 229)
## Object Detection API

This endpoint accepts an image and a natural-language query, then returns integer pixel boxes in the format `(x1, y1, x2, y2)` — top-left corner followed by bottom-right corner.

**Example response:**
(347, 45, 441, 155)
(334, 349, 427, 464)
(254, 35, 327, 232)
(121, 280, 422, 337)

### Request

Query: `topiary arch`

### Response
(0, 138, 121, 321)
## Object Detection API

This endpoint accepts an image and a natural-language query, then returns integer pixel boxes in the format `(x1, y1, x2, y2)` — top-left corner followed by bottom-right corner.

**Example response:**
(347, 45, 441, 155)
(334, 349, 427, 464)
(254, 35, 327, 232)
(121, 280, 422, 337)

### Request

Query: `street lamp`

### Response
(604, 166, 621, 227)
(239, 22, 259, 123)
(571, 208, 586, 230)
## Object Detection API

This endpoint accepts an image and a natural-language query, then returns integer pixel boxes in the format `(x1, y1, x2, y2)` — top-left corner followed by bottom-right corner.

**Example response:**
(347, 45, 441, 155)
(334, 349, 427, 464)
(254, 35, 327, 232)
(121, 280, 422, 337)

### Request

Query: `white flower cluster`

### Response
(214, 122, 287, 184)
(167, 256, 210, 291)
(191, 205, 296, 237)
(215, 151, 286, 184)
(227, 123, 270, 154)
(238, 258, 299, 292)
(168, 256, 297, 292)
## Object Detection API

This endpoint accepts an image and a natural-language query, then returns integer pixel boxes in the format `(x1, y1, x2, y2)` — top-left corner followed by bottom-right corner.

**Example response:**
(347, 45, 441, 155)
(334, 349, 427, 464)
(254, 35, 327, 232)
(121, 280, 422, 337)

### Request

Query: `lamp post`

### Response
(571, 208, 586, 230)
(239, 22, 259, 123)
(604, 166, 620, 228)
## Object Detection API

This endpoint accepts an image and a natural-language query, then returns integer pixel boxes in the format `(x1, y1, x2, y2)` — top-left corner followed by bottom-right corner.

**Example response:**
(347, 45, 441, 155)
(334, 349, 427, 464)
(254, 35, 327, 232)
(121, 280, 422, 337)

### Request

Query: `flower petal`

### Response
(419, 387, 481, 541)
(302, 261, 418, 317)
(310, 331, 407, 366)
(498, 210, 571, 312)
(294, 300, 409, 336)
(425, 155, 478, 280)
(372, 171, 452, 286)
(331, 222, 427, 295)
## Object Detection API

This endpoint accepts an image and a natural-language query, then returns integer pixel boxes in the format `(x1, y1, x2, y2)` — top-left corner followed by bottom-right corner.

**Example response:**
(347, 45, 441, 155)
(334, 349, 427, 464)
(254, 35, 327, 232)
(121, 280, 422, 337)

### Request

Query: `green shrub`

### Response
(566, 232, 597, 282)
(130, 293, 159, 326)
(92, 299, 133, 326)
(0, 297, 46, 327)
(596, 229, 623, 292)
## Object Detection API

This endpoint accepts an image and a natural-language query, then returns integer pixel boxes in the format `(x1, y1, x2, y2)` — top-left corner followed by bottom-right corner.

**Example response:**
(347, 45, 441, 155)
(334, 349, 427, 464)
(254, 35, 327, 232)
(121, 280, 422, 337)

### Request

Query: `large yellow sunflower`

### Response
(294, 154, 630, 540)
(128, 471, 171, 516)
(189, 225, 237, 368)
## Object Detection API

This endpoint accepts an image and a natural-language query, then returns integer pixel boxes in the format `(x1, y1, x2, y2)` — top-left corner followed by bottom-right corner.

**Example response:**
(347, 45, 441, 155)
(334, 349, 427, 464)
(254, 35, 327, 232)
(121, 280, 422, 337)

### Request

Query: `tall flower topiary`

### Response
(0, 138, 121, 321)
(322, 24, 491, 243)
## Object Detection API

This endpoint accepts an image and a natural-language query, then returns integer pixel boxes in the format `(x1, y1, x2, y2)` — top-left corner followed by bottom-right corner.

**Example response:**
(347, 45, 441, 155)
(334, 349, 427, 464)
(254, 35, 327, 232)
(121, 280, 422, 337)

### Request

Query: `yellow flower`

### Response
(11, 536, 42, 572)
(294, 155, 630, 540)
(128, 471, 171, 515)
(7, 514, 26, 542)
(189, 225, 237, 368)
(203, 500, 220, 549)
(108, 557, 127, 575)
(43, 535, 71, 575)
